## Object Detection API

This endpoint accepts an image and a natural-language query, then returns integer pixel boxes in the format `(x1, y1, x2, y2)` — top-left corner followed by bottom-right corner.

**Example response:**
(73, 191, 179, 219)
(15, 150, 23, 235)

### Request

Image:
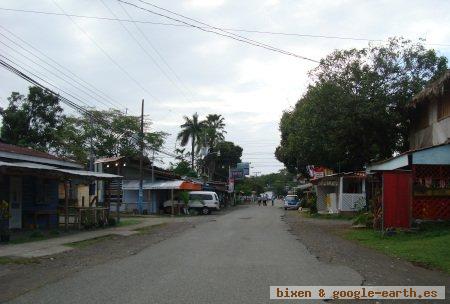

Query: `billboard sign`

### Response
(230, 168, 244, 180)
(237, 162, 250, 176)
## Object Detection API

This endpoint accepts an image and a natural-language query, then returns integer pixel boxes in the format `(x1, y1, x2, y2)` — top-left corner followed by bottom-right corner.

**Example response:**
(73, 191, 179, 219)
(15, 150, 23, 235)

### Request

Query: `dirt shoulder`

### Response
(0, 215, 214, 303)
(283, 211, 450, 300)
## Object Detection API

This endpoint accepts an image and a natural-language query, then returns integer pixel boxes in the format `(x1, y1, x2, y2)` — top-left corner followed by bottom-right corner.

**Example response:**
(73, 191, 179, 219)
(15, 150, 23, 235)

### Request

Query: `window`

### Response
(437, 95, 450, 120)
(189, 194, 213, 201)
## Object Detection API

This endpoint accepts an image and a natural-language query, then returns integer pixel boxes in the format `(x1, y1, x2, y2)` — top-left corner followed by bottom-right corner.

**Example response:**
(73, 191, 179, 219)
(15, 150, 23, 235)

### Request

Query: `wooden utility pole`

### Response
(138, 99, 144, 214)
(64, 180, 69, 230)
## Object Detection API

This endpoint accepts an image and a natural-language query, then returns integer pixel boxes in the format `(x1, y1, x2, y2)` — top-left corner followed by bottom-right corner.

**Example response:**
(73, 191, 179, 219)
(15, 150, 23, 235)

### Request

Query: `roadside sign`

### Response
(237, 162, 250, 175)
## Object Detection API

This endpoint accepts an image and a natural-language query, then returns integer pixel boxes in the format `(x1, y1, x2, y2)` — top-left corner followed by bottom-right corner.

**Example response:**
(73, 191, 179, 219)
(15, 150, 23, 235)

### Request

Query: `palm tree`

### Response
(204, 114, 226, 148)
(177, 113, 205, 169)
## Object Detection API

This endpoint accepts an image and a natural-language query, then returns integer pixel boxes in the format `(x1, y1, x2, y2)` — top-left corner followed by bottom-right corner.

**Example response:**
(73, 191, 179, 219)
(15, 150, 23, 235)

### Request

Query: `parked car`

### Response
(188, 191, 220, 215)
(284, 195, 301, 210)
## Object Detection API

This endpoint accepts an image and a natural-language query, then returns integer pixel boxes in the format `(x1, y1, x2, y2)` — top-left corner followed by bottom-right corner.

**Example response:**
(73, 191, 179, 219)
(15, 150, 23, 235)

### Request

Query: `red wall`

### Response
(383, 171, 412, 229)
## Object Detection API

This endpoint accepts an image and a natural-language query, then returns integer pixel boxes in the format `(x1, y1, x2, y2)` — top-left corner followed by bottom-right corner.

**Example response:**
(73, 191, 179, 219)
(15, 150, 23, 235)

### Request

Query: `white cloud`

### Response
(2, 0, 450, 173)
(183, 0, 226, 10)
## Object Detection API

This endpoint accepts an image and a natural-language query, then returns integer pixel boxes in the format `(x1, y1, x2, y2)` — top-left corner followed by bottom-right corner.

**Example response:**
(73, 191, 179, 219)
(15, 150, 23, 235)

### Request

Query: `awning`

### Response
(0, 161, 122, 179)
(366, 143, 450, 172)
(122, 179, 201, 190)
(295, 183, 313, 190)
(56, 169, 122, 179)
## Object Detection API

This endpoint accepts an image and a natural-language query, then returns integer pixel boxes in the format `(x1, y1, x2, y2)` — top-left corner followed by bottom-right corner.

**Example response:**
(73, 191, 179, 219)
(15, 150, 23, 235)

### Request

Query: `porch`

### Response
(0, 161, 122, 231)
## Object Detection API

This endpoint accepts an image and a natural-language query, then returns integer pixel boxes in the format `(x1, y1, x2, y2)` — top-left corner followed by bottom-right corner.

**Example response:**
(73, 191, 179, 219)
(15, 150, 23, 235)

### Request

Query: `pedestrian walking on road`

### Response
(263, 195, 267, 206)
(271, 196, 275, 206)
(257, 196, 261, 206)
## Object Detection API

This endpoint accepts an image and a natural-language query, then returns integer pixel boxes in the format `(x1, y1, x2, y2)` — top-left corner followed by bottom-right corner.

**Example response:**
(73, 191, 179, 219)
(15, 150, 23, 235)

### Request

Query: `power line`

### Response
(0, 39, 115, 111)
(2, 7, 450, 48)
(118, 0, 319, 62)
(0, 25, 126, 111)
(135, 0, 320, 60)
(0, 54, 92, 109)
(117, 1, 198, 103)
(52, 0, 162, 104)
(100, 0, 194, 107)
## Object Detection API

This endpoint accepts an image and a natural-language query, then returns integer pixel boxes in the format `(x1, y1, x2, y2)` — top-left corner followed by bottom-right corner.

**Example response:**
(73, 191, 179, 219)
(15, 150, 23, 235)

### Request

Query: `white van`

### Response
(188, 191, 220, 215)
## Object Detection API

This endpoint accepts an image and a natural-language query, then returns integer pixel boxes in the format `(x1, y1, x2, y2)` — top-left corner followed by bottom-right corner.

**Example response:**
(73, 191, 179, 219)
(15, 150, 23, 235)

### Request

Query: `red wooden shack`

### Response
(368, 144, 450, 229)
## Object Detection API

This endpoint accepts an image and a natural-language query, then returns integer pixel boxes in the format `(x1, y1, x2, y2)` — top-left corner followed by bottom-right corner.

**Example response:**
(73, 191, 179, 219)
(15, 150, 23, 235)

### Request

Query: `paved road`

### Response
(8, 204, 362, 304)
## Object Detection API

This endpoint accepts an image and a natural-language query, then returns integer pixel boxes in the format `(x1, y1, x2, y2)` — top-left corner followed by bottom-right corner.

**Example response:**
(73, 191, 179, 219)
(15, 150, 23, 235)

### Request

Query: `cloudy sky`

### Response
(1, 0, 450, 174)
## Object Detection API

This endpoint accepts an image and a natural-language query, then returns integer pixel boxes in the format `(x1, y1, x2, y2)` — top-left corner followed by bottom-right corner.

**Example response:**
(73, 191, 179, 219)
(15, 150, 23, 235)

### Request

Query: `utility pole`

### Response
(89, 115, 94, 171)
(138, 99, 144, 215)
(151, 149, 155, 183)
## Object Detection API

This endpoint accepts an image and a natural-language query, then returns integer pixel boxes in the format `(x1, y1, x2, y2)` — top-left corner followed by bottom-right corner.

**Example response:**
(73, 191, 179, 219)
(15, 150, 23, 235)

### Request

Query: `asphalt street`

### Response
(8, 204, 362, 304)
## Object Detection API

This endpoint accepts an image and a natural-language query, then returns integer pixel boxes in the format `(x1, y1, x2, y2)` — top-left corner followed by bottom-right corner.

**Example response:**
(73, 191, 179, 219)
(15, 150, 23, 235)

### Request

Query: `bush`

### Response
(108, 218, 116, 226)
(352, 212, 374, 227)
(189, 208, 199, 216)
(29, 230, 44, 238)
(305, 195, 317, 214)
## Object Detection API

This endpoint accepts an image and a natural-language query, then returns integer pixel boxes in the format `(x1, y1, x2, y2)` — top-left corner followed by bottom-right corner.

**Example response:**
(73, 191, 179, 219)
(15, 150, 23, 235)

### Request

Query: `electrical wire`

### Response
(52, 0, 162, 104)
(118, 0, 319, 62)
(0, 39, 115, 111)
(0, 25, 127, 111)
(117, 1, 198, 102)
(100, 0, 194, 107)
(1, 7, 449, 48)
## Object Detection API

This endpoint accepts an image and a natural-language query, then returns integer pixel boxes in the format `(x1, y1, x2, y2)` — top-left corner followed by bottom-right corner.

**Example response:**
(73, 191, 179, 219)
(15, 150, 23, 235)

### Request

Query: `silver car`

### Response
(284, 195, 301, 210)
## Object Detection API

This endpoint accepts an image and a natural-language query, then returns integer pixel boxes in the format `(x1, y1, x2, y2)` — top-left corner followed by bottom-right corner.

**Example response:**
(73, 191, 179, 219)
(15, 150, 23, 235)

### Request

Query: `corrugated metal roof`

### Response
(55, 169, 122, 179)
(0, 143, 62, 160)
(94, 156, 124, 164)
(0, 161, 121, 179)
(0, 143, 83, 169)
(123, 180, 184, 190)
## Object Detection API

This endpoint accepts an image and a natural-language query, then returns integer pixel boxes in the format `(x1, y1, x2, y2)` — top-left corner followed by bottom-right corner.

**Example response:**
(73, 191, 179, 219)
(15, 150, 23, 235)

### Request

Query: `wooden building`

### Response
(0, 143, 121, 230)
(312, 172, 367, 214)
(367, 72, 450, 229)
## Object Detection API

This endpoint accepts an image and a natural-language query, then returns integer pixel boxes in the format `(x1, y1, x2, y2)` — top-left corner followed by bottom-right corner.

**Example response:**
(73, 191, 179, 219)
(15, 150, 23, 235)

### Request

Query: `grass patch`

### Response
(65, 235, 116, 249)
(134, 223, 167, 235)
(303, 212, 355, 221)
(344, 225, 450, 274)
(9, 230, 60, 244)
(0, 256, 40, 265)
(116, 219, 142, 227)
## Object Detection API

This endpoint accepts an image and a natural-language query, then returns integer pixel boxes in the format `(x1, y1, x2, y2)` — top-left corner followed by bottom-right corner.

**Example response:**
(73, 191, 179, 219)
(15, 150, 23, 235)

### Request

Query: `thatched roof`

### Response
(411, 69, 450, 107)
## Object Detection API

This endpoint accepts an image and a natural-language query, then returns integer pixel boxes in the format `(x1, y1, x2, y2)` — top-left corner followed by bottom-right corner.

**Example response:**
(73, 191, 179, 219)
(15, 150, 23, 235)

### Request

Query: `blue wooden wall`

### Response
(21, 176, 59, 229)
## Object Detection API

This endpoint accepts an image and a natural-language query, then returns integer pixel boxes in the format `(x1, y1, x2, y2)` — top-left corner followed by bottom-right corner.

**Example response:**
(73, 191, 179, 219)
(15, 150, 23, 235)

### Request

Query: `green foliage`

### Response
(179, 191, 190, 205)
(177, 113, 206, 169)
(276, 38, 448, 172)
(235, 169, 295, 195)
(172, 160, 198, 177)
(306, 194, 317, 214)
(0, 86, 167, 166)
(0, 87, 64, 152)
(352, 212, 374, 227)
(56, 108, 167, 165)
(214, 141, 243, 181)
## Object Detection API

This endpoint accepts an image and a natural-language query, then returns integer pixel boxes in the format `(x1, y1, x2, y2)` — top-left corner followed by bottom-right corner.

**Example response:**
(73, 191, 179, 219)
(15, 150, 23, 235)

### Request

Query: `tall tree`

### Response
(214, 141, 243, 181)
(56, 109, 167, 164)
(204, 114, 226, 148)
(276, 38, 448, 173)
(177, 113, 205, 169)
(0, 87, 64, 152)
